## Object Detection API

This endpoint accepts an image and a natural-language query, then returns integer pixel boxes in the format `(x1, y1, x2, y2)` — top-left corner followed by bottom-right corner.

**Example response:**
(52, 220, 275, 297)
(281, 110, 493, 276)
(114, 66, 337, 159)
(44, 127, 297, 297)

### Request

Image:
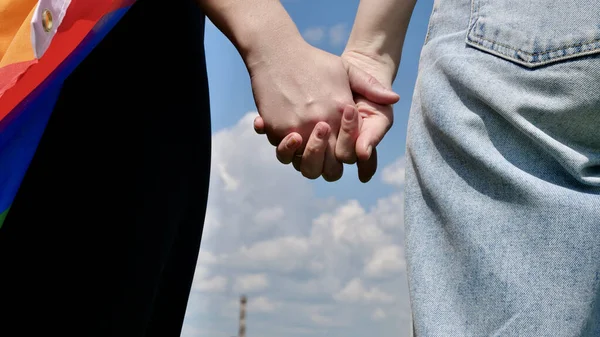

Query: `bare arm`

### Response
(196, 0, 399, 182)
(196, 0, 303, 70)
(344, 0, 417, 84)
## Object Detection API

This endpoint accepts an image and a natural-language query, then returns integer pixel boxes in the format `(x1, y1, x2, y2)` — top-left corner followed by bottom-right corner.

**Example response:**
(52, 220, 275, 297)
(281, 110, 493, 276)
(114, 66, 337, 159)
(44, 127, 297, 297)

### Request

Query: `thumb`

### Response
(347, 64, 400, 105)
(355, 116, 391, 162)
(253, 115, 266, 134)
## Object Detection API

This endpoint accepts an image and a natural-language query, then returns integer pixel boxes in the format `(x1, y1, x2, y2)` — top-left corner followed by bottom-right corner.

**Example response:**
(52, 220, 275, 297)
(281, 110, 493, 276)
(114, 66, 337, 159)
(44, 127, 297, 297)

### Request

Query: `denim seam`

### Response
(423, 1, 438, 46)
(465, 0, 600, 67)
(467, 32, 600, 68)
(470, 34, 600, 56)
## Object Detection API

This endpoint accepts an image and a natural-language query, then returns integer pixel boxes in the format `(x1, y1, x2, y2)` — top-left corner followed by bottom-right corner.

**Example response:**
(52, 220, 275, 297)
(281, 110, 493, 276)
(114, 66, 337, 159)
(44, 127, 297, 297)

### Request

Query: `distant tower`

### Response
(238, 295, 247, 337)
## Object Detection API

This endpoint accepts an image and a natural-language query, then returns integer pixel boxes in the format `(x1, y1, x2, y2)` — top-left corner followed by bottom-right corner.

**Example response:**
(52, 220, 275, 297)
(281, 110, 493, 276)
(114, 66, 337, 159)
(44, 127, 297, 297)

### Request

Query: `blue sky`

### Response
(182, 1, 433, 336)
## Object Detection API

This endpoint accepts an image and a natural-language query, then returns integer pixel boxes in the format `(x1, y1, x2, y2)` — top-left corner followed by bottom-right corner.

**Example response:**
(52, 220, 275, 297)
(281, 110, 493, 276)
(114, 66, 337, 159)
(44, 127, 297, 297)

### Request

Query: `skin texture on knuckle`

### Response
(340, 119, 358, 134)
(366, 74, 380, 87)
(304, 143, 323, 156)
(335, 141, 357, 163)
(333, 98, 353, 115)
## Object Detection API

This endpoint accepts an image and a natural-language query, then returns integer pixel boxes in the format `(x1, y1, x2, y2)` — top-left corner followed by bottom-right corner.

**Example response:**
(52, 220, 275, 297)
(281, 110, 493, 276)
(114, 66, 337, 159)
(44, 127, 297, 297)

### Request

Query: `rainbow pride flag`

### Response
(0, 0, 136, 228)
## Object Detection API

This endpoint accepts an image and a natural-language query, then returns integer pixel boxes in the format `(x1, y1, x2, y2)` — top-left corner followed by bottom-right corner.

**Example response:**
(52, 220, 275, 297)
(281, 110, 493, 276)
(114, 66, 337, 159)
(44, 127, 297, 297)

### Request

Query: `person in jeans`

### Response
(258, 0, 600, 335)
(404, 1, 600, 335)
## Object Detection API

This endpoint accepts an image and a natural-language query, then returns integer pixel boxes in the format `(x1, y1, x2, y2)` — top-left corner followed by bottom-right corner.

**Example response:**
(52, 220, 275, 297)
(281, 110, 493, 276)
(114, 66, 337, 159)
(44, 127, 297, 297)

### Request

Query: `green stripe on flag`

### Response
(0, 208, 9, 229)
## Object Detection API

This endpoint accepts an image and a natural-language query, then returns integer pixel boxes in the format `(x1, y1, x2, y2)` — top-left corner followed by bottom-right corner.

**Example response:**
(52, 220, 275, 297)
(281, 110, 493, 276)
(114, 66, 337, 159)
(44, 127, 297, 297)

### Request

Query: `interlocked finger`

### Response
(300, 122, 330, 179)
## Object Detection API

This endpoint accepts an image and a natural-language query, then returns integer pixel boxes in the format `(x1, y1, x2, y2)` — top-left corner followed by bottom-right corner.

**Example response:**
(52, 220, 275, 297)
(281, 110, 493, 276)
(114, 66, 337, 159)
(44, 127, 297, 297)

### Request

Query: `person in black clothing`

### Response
(0, 0, 402, 335)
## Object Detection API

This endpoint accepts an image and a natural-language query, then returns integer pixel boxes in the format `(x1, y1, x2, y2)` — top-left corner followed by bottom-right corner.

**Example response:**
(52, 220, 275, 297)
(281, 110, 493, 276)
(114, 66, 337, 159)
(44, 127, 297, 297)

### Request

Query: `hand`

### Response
(247, 40, 350, 181)
(250, 43, 398, 181)
(253, 49, 398, 183)
(337, 50, 396, 183)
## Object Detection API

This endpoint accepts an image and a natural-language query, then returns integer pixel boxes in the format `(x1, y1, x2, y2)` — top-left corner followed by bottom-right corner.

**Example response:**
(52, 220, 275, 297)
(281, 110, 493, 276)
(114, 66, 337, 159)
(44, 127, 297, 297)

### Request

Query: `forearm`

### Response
(344, 0, 417, 83)
(196, 0, 304, 70)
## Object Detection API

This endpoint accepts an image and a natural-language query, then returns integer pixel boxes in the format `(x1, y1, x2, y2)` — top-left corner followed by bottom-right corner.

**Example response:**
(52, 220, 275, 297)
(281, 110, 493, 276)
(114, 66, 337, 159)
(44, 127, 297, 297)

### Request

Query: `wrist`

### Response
(230, 3, 304, 73)
(341, 49, 397, 87)
(242, 24, 306, 74)
(342, 0, 416, 85)
(200, 0, 304, 72)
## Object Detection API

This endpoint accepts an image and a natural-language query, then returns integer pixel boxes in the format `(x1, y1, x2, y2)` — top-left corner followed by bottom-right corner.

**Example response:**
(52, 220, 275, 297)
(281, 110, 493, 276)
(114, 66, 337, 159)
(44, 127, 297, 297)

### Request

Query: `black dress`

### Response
(0, 0, 211, 336)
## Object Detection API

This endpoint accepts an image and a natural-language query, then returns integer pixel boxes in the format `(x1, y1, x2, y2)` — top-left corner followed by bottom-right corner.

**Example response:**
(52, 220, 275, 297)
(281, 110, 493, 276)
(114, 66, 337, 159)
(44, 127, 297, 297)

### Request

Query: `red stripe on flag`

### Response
(109, 0, 136, 12)
(0, 60, 38, 97)
(0, 0, 130, 121)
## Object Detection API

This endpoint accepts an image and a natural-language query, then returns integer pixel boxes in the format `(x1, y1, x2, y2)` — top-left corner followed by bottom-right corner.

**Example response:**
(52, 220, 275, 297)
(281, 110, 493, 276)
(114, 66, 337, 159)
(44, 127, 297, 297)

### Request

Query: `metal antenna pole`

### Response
(239, 295, 247, 337)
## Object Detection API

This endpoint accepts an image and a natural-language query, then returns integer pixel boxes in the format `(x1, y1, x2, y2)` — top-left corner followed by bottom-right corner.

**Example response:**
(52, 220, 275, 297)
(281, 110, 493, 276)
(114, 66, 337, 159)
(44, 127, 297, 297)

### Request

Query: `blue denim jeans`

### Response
(404, 0, 600, 336)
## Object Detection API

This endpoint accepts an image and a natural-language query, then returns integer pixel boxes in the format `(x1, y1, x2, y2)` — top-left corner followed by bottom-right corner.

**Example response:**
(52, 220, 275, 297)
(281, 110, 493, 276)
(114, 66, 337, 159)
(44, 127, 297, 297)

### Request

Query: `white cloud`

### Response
(234, 273, 270, 293)
(180, 325, 230, 337)
(303, 23, 349, 47)
(310, 312, 335, 326)
(217, 163, 239, 191)
(197, 250, 219, 265)
(192, 267, 228, 293)
(372, 192, 404, 230)
(381, 157, 406, 187)
(334, 278, 395, 303)
(309, 310, 343, 327)
(372, 308, 387, 321)
(254, 206, 285, 225)
(232, 236, 311, 272)
(296, 304, 350, 328)
(313, 200, 388, 247)
(184, 113, 411, 337)
(328, 23, 349, 47)
(251, 296, 280, 313)
(303, 27, 325, 44)
(364, 245, 405, 278)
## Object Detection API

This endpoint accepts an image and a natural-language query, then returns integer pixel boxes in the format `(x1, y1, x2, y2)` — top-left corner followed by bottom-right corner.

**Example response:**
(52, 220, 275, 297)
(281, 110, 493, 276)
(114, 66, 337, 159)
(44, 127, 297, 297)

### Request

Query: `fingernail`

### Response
(366, 145, 372, 158)
(343, 106, 355, 121)
(316, 125, 328, 139)
(286, 136, 298, 149)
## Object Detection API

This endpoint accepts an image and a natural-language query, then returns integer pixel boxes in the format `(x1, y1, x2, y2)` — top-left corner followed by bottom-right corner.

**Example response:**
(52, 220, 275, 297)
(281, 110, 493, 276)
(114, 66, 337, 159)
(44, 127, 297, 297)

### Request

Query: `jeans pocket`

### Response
(466, 0, 600, 68)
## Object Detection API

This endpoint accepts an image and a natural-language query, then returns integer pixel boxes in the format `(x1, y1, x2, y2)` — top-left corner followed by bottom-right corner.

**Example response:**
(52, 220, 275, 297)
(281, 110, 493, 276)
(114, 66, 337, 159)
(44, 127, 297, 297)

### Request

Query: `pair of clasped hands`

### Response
(249, 41, 399, 183)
